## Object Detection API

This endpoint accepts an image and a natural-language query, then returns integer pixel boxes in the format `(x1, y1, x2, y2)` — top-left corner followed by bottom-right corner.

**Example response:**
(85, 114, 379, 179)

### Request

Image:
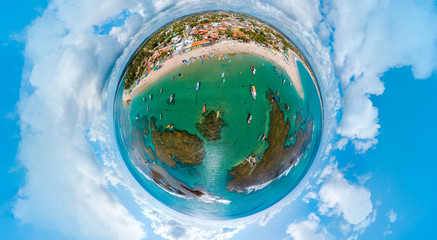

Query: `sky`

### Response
(1, 0, 436, 239)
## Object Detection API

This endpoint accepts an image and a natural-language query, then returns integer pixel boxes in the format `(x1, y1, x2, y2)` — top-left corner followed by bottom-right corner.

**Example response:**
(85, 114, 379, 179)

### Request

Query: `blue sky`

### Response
(1, 0, 437, 239)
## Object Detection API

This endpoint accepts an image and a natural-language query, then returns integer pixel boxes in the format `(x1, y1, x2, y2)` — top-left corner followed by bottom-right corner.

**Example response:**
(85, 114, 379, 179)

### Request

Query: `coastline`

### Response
(122, 40, 305, 103)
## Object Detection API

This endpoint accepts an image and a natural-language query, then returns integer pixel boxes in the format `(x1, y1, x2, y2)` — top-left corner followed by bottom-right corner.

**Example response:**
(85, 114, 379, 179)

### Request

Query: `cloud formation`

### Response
(318, 162, 373, 225)
(15, 0, 146, 239)
(286, 213, 334, 240)
(322, 0, 437, 151)
(298, 160, 375, 239)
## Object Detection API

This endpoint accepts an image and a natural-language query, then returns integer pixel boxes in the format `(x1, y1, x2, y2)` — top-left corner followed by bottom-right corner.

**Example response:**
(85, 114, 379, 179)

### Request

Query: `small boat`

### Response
(223, 78, 225, 83)
(160, 88, 163, 93)
(135, 113, 139, 119)
(229, 59, 231, 63)
(171, 76, 175, 82)
(289, 135, 294, 141)
(258, 134, 262, 141)
(147, 106, 149, 111)
(168, 94, 175, 103)
(203, 104, 206, 113)
(222, 72, 224, 78)
(247, 113, 252, 124)
(149, 94, 153, 100)
(196, 82, 200, 91)
(250, 85, 256, 99)
(289, 82, 292, 86)
(252, 68, 256, 75)
(143, 97, 146, 102)
(160, 113, 162, 119)
(276, 91, 279, 96)
(246, 155, 256, 166)
(285, 104, 289, 111)
(282, 79, 286, 84)
(216, 110, 220, 118)
(250, 65, 254, 71)
(278, 97, 282, 103)
(262, 135, 266, 141)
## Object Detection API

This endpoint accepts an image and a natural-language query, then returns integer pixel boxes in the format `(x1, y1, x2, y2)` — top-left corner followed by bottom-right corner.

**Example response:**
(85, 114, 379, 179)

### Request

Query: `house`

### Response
(191, 39, 211, 49)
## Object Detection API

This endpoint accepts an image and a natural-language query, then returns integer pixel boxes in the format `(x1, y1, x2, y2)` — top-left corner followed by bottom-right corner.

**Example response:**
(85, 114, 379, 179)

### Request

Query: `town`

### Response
(123, 11, 307, 91)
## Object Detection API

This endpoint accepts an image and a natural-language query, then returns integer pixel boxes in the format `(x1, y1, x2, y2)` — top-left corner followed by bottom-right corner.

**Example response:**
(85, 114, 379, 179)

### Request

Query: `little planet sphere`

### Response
(114, 11, 323, 219)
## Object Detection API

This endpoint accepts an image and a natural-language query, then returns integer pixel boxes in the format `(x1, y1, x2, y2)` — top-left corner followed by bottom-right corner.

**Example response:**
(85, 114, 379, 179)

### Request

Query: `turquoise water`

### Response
(114, 53, 322, 219)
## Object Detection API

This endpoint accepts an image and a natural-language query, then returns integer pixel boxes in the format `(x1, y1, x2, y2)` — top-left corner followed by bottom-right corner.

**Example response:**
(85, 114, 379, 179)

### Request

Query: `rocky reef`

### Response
(196, 110, 225, 141)
(150, 117, 206, 167)
(227, 92, 314, 193)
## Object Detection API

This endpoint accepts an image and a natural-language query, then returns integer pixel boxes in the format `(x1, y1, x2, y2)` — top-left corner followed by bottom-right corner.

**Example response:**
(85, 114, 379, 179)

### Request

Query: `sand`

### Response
(123, 40, 305, 102)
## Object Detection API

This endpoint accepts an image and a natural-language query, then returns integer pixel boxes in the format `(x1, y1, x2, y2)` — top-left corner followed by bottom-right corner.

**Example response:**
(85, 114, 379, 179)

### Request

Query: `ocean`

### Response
(114, 53, 322, 219)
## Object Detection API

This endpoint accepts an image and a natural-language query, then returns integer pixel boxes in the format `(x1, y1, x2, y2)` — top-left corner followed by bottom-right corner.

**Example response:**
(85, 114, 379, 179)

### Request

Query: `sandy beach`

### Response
(123, 40, 305, 102)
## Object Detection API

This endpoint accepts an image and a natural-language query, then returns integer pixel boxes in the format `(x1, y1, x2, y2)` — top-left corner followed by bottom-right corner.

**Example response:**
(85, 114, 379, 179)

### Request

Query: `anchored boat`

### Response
(196, 82, 200, 91)
(247, 113, 252, 124)
(250, 85, 256, 99)
(168, 94, 175, 103)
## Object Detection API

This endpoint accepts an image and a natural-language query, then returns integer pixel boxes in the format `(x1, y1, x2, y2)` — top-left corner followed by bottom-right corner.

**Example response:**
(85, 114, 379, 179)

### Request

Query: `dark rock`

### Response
(150, 118, 206, 167)
(196, 110, 225, 141)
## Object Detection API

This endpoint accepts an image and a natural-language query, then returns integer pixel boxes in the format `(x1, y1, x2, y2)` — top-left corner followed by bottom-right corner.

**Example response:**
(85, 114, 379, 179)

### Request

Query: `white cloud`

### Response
(286, 213, 334, 240)
(270, 0, 322, 29)
(323, 0, 437, 151)
(387, 209, 397, 223)
(14, 0, 147, 239)
(317, 162, 373, 226)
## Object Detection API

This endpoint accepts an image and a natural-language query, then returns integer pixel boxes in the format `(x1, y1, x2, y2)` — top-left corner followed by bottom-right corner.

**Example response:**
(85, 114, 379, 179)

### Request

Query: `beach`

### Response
(123, 40, 305, 103)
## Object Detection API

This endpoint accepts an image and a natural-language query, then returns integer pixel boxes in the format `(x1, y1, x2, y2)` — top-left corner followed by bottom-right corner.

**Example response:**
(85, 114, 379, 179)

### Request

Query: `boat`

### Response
(282, 79, 286, 84)
(276, 91, 279, 96)
(149, 94, 153, 100)
(252, 68, 256, 75)
(216, 110, 220, 118)
(246, 155, 256, 166)
(203, 104, 206, 113)
(168, 94, 175, 103)
(143, 97, 146, 102)
(160, 88, 163, 93)
(285, 104, 289, 111)
(250, 65, 254, 71)
(223, 78, 225, 83)
(160, 113, 162, 119)
(171, 76, 175, 82)
(135, 113, 139, 119)
(262, 135, 266, 141)
(247, 113, 252, 124)
(250, 85, 256, 99)
(222, 72, 225, 78)
(258, 134, 262, 141)
(289, 82, 292, 86)
(196, 82, 200, 91)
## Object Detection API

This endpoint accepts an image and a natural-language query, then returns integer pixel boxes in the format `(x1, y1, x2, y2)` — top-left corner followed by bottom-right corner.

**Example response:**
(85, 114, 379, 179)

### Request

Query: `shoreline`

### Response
(123, 40, 305, 103)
